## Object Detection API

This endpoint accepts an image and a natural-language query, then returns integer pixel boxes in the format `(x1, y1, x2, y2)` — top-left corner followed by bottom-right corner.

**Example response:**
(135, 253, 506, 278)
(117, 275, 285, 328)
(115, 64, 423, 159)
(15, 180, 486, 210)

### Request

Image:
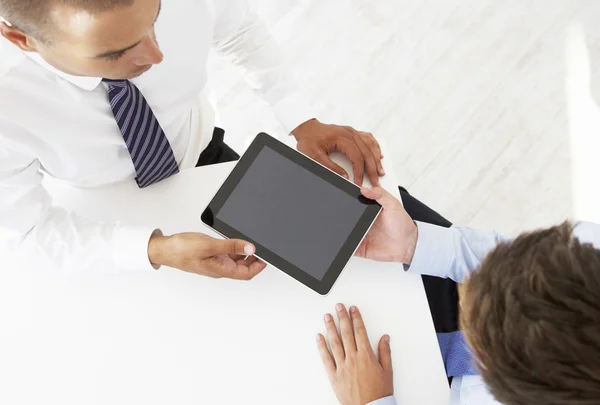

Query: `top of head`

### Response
(0, 0, 134, 41)
(461, 222, 600, 405)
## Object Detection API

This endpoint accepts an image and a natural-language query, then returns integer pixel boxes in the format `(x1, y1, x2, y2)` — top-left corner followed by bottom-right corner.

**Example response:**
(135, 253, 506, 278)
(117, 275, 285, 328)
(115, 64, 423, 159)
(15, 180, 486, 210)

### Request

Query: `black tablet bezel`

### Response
(201, 133, 382, 295)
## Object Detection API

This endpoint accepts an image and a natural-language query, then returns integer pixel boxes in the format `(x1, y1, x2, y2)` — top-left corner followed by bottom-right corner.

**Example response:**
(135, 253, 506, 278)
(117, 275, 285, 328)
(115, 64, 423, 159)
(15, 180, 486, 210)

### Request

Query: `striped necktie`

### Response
(103, 79, 179, 188)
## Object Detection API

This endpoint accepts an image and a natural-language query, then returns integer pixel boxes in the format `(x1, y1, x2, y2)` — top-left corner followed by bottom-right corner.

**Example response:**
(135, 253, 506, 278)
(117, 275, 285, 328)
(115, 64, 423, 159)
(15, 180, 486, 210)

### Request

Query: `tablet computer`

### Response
(201, 133, 382, 295)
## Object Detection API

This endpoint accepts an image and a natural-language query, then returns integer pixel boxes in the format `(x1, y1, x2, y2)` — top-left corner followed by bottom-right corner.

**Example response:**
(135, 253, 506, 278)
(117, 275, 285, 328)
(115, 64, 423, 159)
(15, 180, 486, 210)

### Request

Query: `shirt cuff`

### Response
(111, 225, 160, 272)
(268, 91, 315, 135)
(405, 221, 455, 278)
(367, 396, 397, 405)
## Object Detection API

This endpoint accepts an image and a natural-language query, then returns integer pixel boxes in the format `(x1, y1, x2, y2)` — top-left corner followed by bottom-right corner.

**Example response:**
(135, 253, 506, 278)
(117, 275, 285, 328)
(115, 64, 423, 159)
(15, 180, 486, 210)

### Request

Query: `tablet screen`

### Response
(217, 147, 367, 281)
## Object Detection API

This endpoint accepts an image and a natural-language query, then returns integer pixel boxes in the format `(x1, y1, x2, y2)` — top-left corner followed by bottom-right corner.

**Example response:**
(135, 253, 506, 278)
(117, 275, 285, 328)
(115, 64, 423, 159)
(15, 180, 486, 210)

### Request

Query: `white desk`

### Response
(0, 153, 449, 405)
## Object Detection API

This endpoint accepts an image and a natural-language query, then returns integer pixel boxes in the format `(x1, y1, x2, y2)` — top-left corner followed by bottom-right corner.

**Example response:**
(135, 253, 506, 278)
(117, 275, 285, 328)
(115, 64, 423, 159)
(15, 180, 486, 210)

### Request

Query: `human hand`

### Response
(148, 232, 266, 279)
(355, 187, 418, 265)
(292, 119, 384, 186)
(317, 304, 393, 405)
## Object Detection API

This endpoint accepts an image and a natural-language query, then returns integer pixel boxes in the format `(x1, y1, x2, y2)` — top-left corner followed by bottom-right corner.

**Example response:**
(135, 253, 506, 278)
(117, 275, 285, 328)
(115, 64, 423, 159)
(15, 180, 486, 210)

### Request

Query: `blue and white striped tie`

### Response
(104, 79, 179, 188)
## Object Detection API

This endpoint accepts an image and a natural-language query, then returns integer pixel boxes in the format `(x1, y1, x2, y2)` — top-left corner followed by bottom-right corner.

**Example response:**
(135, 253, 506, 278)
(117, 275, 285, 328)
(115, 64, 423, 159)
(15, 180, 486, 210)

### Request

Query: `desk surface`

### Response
(0, 150, 449, 405)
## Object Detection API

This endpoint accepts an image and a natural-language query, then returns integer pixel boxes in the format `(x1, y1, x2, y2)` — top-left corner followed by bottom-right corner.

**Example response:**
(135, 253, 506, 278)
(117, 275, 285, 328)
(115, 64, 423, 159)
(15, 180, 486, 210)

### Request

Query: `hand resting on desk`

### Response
(317, 304, 394, 405)
(148, 232, 266, 280)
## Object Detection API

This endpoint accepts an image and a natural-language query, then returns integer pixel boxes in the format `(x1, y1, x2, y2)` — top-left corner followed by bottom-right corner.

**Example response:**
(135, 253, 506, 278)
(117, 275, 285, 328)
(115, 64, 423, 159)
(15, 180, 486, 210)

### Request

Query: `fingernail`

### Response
(324, 314, 333, 322)
(385, 335, 391, 343)
(317, 334, 323, 341)
(335, 303, 343, 312)
(343, 173, 349, 179)
(350, 306, 357, 313)
(380, 169, 386, 175)
(244, 245, 254, 255)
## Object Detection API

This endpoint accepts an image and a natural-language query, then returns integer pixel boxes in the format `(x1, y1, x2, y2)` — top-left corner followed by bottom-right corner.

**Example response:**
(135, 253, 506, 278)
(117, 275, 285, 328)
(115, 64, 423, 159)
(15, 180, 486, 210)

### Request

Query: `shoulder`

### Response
(0, 36, 27, 81)
(573, 221, 600, 249)
(0, 36, 57, 122)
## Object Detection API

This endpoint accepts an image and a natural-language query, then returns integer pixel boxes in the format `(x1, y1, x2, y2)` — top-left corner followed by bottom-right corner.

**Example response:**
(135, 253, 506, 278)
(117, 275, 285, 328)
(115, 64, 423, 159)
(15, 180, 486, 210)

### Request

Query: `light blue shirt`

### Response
(367, 220, 600, 405)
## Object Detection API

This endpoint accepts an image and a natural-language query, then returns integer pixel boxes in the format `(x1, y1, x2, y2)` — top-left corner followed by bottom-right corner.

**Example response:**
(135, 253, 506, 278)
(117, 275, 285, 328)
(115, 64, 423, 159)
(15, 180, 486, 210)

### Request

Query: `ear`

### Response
(0, 22, 39, 52)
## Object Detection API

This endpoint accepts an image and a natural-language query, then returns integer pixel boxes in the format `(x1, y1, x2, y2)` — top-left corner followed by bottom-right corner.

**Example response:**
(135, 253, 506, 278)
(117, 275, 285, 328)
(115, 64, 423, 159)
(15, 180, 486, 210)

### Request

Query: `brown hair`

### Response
(461, 222, 600, 405)
(0, 0, 134, 41)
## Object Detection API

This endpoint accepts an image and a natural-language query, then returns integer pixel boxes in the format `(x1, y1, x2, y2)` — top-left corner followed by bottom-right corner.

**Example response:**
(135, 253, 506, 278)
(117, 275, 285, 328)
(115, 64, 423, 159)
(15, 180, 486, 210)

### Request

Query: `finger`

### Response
(318, 152, 350, 180)
(361, 187, 401, 210)
(248, 258, 267, 275)
(354, 240, 367, 259)
(232, 256, 266, 278)
(317, 333, 337, 377)
(296, 143, 350, 179)
(229, 261, 265, 281)
(378, 334, 393, 373)
(205, 254, 262, 281)
(234, 255, 258, 265)
(360, 132, 385, 176)
(349, 306, 372, 353)
(324, 313, 345, 364)
(216, 239, 255, 257)
(234, 255, 266, 268)
(336, 303, 357, 354)
(337, 140, 365, 186)
(354, 135, 380, 186)
(202, 255, 237, 276)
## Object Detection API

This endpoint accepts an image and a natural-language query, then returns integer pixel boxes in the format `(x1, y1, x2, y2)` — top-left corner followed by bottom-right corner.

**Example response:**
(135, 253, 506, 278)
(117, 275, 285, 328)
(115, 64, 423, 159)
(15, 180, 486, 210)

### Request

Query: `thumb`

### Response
(213, 239, 255, 256)
(297, 143, 349, 180)
(378, 335, 393, 372)
(321, 156, 350, 180)
(361, 187, 399, 209)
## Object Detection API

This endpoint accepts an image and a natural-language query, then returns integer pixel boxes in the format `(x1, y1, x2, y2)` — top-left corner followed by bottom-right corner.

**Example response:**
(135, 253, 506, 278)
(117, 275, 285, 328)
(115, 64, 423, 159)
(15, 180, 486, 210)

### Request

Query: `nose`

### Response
(131, 34, 164, 66)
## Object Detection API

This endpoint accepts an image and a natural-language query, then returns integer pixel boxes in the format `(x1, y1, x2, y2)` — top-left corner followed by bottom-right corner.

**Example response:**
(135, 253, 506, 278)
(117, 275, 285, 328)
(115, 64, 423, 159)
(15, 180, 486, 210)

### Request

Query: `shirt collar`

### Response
(1, 15, 103, 90)
(25, 52, 103, 91)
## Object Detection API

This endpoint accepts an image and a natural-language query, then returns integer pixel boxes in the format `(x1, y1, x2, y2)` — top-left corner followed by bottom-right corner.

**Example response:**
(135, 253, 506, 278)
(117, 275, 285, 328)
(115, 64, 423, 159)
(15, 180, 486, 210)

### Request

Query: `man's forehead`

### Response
(49, 2, 144, 52)
(51, 6, 97, 37)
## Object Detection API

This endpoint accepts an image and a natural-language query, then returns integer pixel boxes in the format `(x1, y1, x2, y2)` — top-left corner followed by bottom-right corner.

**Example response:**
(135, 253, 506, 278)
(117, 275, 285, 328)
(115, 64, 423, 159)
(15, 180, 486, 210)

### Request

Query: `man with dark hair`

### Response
(318, 187, 600, 405)
(461, 222, 600, 405)
(0, 0, 385, 277)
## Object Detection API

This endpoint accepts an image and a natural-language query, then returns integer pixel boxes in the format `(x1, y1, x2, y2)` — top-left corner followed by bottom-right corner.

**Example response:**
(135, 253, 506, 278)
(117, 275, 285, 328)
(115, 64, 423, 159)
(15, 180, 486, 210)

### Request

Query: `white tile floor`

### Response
(208, 0, 600, 236)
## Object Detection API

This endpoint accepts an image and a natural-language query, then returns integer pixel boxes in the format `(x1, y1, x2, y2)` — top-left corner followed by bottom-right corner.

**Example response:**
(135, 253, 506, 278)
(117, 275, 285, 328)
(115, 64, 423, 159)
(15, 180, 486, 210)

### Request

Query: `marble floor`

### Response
(208, 0, 600, 236)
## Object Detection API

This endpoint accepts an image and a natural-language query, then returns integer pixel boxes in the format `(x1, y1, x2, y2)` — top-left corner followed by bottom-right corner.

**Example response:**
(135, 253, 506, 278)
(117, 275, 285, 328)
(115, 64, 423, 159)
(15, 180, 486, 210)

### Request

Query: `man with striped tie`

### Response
(0, 0, 386, 277)
(0, 0, 476, 401)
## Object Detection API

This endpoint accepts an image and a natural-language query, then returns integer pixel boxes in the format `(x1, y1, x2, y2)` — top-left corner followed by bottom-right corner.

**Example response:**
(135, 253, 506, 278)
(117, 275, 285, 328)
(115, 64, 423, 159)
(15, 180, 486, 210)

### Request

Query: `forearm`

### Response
(212, 0, 313, 133)
(407, 222, 509, 283)
(0, 146, 157, 274)
(3, 205, 157, 274)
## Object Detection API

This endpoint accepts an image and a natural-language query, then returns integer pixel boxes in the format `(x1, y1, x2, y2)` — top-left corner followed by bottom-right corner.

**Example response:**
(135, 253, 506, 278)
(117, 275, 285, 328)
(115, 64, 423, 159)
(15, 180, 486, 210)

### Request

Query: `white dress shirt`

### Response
(0, 0, 312, 274)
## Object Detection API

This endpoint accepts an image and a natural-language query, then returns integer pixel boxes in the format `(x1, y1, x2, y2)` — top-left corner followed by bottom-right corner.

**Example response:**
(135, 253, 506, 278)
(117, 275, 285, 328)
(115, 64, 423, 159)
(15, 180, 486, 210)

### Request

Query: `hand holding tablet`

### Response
(201, 133, 382, 295)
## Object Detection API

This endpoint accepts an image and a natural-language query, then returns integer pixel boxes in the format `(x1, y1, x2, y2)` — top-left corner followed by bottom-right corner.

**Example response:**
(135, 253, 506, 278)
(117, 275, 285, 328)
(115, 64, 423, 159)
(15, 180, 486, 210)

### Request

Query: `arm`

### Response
(354, 187, 509, 284)
(211, 0, 312, 134)
(0, 143, 266, 279)
(317, 189, 507, 403)
(210, 0, 384, 186)
(408, 222, 509, 283)
(0, 144, 157, 274)
(409, 220, 600, 283)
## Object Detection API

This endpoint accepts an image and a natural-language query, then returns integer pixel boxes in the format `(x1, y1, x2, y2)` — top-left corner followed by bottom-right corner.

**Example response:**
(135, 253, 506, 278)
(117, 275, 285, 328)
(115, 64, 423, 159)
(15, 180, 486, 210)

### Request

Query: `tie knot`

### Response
(102, 78, 128, 88)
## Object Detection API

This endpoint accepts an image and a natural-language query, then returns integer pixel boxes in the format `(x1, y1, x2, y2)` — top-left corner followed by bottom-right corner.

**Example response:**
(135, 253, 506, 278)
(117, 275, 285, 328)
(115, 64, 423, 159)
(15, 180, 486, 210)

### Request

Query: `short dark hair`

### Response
(461, 222, 600, 405)
(0, 0, 133, 41)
